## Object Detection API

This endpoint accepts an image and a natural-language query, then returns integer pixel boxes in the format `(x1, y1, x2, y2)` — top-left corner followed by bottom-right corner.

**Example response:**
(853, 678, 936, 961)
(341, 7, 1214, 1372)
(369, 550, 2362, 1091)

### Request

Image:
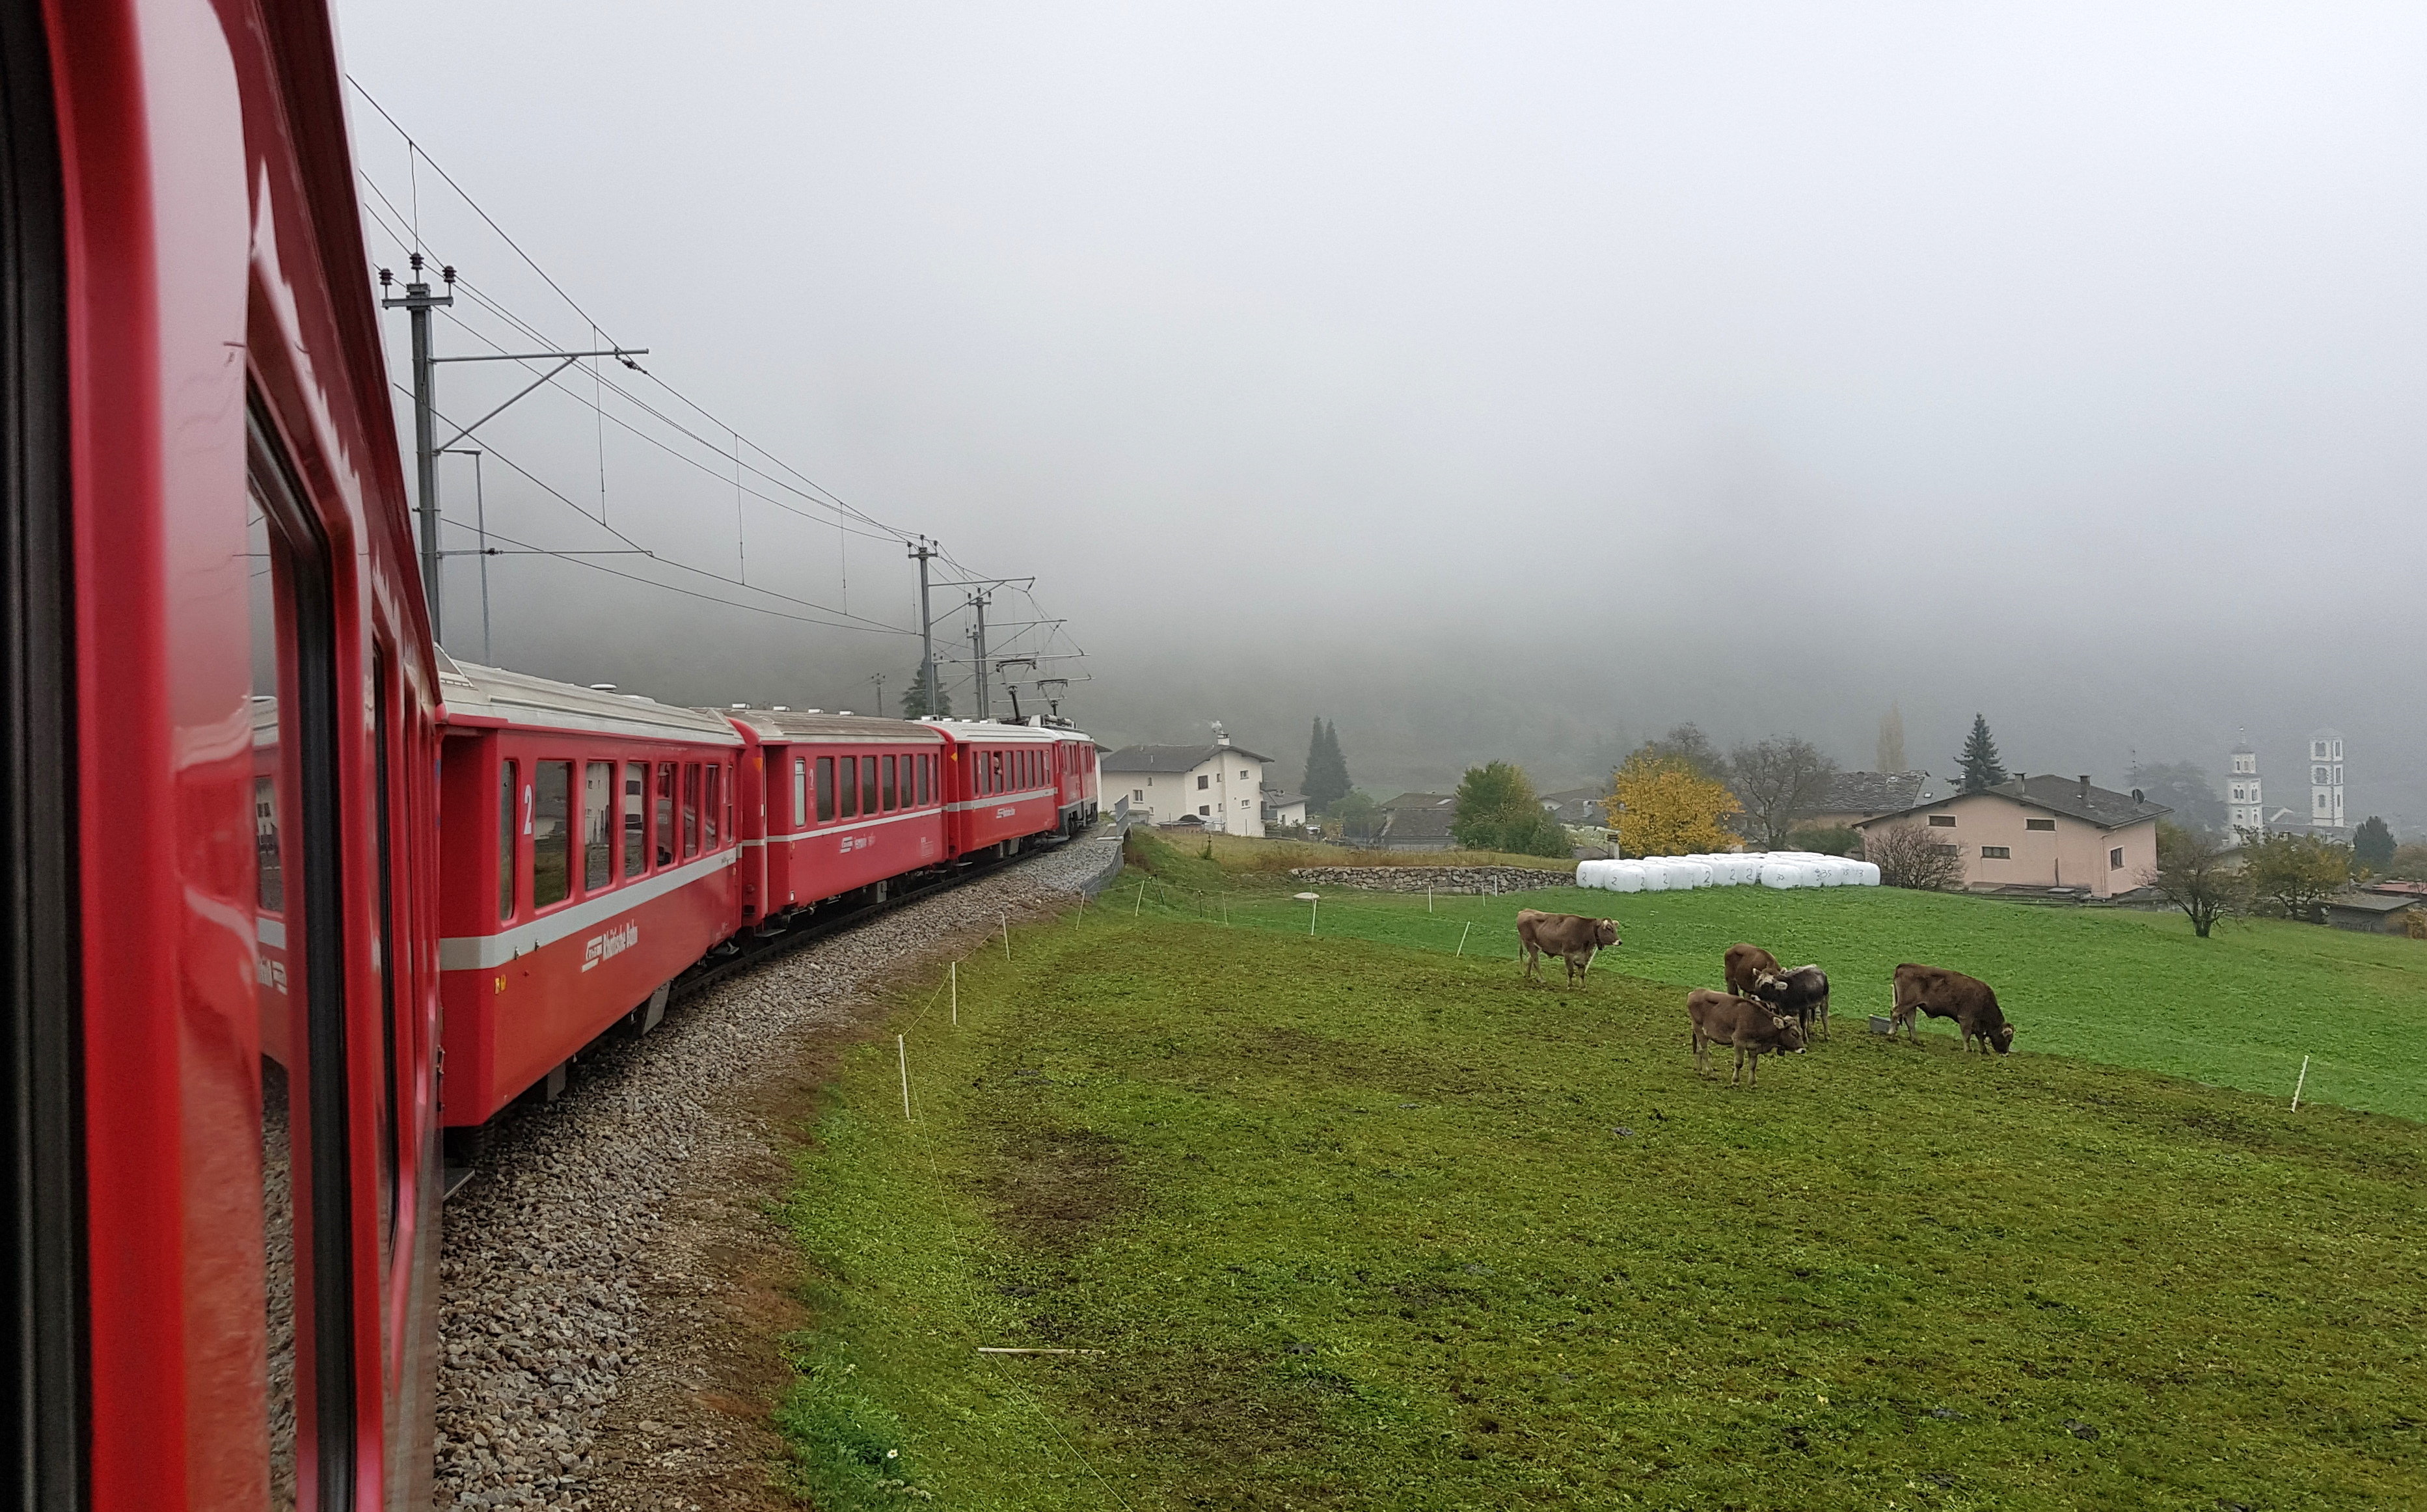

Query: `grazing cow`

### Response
(1752, 964, 1831, 1040)
(1517, 910, 1620, 988)
(1890, 963, 2014, 1055)
(1723, 942, 1783, 997)
(1686, 988, 1807, 1087)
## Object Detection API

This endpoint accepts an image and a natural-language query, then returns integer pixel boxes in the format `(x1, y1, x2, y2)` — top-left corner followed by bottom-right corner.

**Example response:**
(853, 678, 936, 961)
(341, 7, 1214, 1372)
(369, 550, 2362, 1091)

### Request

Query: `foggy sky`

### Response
(335, 3, 2427, 827)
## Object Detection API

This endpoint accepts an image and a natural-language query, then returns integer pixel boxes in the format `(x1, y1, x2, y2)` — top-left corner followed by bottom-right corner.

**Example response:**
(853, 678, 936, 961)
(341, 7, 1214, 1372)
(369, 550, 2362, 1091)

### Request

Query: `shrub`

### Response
(1867, 822, 1965, 890)
(1786, 824, 1863, 857)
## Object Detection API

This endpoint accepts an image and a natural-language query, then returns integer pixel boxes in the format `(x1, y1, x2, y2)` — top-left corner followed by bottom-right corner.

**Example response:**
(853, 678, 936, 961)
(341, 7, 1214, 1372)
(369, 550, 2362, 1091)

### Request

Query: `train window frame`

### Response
(860, 756, 878, 817)
(531, 760, 574, 909)
(682, 763, 701, 858)
(654, 763, 675, 868)
(497, 760, 517, 920)
(247, 400, 360, 1508)
(882, 755, 897, 811)
(703, 764, 721, 849)
(837, 755, 857, 819)
(622, 763, 647, 878)
(815, 756, 835, 822)
(583, 760, 615, 892)
(793, 757, 807, 831)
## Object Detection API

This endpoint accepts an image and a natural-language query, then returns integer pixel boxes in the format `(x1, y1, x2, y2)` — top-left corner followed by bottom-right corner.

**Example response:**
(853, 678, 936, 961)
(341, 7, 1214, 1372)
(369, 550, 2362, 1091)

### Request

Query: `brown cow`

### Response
(1890, 963, 2014, 1055)
(1517, 910, 1620, 988)
(1687, 988, 1807, 1087)
(1723, 942, 1783, 997)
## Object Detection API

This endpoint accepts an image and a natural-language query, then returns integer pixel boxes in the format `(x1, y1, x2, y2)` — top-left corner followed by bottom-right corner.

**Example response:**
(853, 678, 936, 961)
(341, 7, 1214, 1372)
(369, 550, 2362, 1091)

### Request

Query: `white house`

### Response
(1262, 789, 1309, 829)
(1101, 733, 1272, 833)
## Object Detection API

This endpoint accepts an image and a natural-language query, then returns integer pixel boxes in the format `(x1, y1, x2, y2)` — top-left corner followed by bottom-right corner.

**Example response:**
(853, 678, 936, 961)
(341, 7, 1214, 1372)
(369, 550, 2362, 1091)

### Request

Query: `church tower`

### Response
(2226, 735, 2264, 835)
(2307, 728, 2345, 835)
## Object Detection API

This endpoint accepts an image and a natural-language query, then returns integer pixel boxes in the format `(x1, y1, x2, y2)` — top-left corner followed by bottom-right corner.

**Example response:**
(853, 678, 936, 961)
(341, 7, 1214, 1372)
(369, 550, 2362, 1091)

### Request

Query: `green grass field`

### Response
(1108, 846, 2427, 1121)
(772, 896, 2427, 1511)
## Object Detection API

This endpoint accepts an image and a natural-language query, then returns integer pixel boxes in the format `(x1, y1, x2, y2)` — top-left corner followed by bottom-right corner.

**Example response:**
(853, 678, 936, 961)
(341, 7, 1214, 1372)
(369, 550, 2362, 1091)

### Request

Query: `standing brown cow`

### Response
(1686, 988, 1807, 1087)
(1517, 910, 1620, 988)
(1889, 964, 2015, 1054)
(1723, 942, 1783, 996)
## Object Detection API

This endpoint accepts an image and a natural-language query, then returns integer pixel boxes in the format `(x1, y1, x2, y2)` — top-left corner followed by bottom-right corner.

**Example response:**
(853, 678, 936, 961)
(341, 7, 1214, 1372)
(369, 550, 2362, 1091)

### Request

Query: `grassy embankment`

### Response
(1119, 829, 2427, 1122)
(772, 882, 2427, 1510)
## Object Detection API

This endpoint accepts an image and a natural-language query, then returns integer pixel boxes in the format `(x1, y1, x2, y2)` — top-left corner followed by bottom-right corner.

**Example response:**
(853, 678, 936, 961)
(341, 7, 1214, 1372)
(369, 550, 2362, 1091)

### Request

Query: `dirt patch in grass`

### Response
(984, 1124, 1128, 1251)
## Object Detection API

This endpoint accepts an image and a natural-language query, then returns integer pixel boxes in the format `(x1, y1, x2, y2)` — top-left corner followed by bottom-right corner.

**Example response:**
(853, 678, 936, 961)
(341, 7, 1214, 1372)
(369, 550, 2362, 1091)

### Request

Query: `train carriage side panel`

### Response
(732, 710, 948, 911)
(437, 662, 742, 1128)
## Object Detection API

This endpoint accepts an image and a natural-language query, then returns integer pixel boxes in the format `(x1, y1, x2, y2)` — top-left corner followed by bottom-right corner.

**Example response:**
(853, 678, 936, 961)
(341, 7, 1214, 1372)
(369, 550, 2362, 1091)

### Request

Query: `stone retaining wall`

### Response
(1286, 865, 1575, 894)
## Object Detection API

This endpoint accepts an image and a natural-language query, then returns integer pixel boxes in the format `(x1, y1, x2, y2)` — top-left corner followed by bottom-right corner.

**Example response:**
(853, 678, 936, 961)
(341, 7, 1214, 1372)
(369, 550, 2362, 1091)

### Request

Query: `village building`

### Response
(1261, 788, 1309, 829)
(1852, 773, 2170, 899)
(2305, 727, 2348, 838)
(1798, 770, 1944, 831)
(1374, 791, 1458, 851)
(2225, 736, 2266, 835)
(1538, 786, 1611, 826)
(2322, 888, 2425, 936)
(1100, 733, 1272, 833)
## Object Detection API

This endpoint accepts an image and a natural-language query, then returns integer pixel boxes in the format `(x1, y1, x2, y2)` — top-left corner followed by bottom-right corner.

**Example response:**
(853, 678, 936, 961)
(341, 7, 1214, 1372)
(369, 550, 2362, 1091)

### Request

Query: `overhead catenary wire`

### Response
(346, 78, 1090, 676)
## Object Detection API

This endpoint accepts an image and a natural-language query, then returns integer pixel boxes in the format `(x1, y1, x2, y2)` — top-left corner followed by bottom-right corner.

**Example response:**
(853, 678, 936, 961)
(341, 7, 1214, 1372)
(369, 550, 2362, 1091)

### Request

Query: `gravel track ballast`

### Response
(434, 830, 1122, 1509)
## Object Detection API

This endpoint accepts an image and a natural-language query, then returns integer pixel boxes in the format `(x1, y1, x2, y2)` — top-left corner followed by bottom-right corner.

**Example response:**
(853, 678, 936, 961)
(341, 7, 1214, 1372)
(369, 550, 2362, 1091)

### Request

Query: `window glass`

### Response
(916, 753, 929, 806)
(816, 756, 835, 821)
(655, 763, 675, 866)
(584, 761, 615, 889)
(725, 762, 735, 841)
(248, 437, 359, 1508)
(863, 757, 880, 815)
(793, 757, 808, 830)
(496, 761, 517, 919)
(683, 763, 701, 857)
(704, 764, 721, 848)
(882, 755, 897, 811)
(623, 763, 648, 876)
(839, 756, 858, 818)
(370, 661, 399, 1275)
(533, 761, 573, 907)
(2110, 847, 2125, 869)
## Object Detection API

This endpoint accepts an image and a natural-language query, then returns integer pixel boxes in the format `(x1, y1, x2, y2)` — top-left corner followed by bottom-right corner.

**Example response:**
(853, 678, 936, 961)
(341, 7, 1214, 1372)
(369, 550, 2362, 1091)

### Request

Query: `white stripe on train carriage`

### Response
(943, 788, 1056, 813)
(762, 807, 940, 844)
(439, 848, 739, 972)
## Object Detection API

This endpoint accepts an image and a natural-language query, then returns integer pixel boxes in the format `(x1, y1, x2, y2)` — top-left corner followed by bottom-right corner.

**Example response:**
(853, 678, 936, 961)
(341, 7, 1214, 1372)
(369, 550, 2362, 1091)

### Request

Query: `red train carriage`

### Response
(1054, 731, 1103, 836)
(724, 709, 949, 923)
(4, 0, 450, 1506)
(929, 720, 1078, 857)
(436, 661, 745, 1133)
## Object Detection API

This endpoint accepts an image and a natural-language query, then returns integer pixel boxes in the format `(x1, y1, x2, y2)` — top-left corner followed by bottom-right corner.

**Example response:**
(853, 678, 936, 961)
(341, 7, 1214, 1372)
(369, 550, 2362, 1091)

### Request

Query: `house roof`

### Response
(2324, 890, 2421, 916)
(1808, 770, 1940, 817)
(1381, 806, 1458, 840)
(1854, 774, 2171, 831)
(1538, 786, 1607, 806)
(1262, 789, 1310, 806)
(1099, 742, 1273, 773)
(1381, 791, 1456, 810)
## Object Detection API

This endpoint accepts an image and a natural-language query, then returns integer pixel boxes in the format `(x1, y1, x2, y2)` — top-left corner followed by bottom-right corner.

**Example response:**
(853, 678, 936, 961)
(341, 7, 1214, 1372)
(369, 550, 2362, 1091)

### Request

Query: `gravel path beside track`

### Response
(434, 828, 1123, 1509)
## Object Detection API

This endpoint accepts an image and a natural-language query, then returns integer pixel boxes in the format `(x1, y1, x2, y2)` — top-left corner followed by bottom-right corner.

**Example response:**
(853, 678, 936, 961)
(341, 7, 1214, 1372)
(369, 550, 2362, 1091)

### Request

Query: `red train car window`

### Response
(838, 757, 858, 818)
(654, 763, 675, 867)
(497, 761, 517, 920)
(533, 761, 573, 907)
(861, 757, 879, 816)
(882, 755, 897, 811)
(792, 757, 807, 830)
(623, 763, 647, 876)
(584, 761, 614, 890)
(815, 757, 835, 821)
(682, 764, 701, 858)
(703, 765, 720, 848)
(917, 754, 930, 806)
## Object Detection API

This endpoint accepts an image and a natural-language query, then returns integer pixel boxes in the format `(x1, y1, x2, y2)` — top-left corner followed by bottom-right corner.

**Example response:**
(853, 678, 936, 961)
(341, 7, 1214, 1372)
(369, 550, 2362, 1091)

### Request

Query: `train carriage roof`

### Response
(916, 718, 1098, 746)
(719, 709, 947, 745)
(438, 653, 742, 744)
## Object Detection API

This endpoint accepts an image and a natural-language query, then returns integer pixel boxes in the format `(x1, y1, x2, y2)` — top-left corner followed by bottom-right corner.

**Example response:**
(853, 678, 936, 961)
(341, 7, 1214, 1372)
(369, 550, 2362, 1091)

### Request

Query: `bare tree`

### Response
(1729, 735, 1840, 848)
(1867, 822, 1965, 890)
(2143, 821, 2244, 938)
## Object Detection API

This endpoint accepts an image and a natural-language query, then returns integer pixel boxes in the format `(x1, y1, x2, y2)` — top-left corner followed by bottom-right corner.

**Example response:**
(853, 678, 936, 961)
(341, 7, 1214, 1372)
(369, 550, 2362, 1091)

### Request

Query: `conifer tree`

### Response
(900, 662, 952, 719)
(1302, 718, 1352, 811)
(1954, 713, 2008, 792)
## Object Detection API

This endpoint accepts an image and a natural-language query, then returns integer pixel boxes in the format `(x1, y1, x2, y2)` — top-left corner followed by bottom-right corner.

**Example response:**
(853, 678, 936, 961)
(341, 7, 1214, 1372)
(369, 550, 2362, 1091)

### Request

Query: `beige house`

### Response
(1853, 774, 2169, 898)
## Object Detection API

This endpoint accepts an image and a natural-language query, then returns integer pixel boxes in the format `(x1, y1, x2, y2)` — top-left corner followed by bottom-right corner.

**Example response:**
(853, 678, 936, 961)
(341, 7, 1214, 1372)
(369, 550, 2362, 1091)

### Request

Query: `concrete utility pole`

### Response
(966, 591, 993, 720)
(380, 254, 644, 646)
(906, 537, 940, 716)
(380, 255, 453, 640)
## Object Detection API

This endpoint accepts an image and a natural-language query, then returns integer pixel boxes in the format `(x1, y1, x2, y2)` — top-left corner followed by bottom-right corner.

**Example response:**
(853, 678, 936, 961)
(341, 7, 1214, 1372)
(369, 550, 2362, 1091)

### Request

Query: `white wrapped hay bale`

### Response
(1636, 860, 1670, 891)
(1605, 861, 1647, 892)
(1759, 859, 1815, 888)
(1675, 860, 1715, 888)
(1851, 859, 1882, 885)
(1575, 859, 1612, 889)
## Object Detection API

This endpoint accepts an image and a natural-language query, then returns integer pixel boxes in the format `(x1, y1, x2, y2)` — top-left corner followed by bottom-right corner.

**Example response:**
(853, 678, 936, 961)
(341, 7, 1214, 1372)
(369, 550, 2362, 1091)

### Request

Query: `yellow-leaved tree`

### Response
(1603, 753, 1741, 857)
